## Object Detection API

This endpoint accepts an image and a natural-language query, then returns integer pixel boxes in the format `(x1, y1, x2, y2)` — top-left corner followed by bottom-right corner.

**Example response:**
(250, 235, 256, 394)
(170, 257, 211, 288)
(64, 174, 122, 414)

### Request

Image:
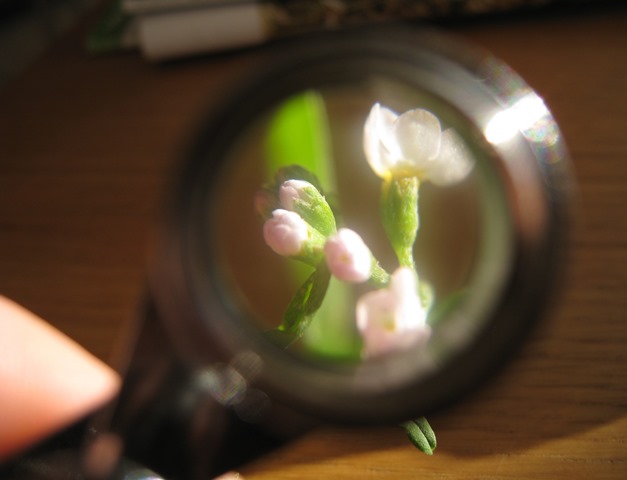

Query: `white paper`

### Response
(137, 3, 267, 61)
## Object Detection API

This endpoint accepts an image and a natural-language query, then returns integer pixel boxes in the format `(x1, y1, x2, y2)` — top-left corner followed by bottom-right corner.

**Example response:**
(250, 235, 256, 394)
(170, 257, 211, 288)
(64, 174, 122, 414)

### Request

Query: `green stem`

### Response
(381, 177, 420, 269)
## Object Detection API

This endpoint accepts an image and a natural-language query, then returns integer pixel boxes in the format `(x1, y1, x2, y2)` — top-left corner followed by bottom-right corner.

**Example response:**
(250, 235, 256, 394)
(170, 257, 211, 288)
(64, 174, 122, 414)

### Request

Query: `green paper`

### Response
(265, 93, 335, 193)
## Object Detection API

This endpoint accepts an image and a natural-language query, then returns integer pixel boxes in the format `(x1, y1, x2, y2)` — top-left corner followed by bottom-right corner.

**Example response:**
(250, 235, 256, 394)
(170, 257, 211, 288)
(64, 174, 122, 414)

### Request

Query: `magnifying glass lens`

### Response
(207, 80, 510, 369)
(165, 28, 570, 421)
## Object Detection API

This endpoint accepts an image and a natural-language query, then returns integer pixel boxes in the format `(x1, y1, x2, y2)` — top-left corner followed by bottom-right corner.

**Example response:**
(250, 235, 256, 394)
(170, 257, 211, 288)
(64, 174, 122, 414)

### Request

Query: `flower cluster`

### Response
(258, 175, 423, 357)
(256, 175, 382, 283)
(258, 176, 361, 272)
(256, 102, 474, 455)
(256, 104, 473, 359)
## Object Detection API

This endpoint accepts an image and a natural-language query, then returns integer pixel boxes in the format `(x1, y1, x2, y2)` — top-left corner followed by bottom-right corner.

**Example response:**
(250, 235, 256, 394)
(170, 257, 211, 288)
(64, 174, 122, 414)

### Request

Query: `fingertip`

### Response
(0, 297, 120, 461)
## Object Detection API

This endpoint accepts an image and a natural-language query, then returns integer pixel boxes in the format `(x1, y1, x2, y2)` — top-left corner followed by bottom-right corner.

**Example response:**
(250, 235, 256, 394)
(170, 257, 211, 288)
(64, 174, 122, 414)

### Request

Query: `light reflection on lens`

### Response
(485, 92, 554, 145)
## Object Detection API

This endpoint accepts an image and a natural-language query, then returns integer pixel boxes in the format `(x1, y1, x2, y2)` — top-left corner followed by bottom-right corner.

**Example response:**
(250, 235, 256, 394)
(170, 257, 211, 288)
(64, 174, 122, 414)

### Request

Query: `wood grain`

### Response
(1, 4, 626, 478)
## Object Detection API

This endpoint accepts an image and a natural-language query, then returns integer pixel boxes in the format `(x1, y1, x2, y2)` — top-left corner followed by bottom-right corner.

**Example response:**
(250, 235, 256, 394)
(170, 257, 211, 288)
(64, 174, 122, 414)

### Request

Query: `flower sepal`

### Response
(280, 179, 336, 237)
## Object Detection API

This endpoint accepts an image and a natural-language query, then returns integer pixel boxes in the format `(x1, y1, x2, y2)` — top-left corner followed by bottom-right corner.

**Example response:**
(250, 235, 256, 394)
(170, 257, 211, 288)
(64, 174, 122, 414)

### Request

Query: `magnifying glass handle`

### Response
(0, 296, 293, 480)
(81, 297, 310, 480)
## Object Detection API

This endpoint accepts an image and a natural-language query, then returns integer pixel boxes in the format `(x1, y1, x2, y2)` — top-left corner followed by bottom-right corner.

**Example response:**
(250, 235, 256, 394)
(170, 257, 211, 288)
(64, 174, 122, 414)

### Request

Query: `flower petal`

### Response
(363, 103, 399, 178)
(394, 109, 442, 168)
(376, 105, 403, 159)
(356, 267, 430, 358)
(356, 286, 430, 357)
(427, 128, 474, 186)
(390, 268, 427, 330)
(356, 288, 399, 357)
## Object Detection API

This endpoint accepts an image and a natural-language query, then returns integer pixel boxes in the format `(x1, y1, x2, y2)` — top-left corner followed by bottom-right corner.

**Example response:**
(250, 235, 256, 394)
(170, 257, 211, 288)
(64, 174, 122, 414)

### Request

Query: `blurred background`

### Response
(0, 0, 614, 89)
(0, 0, 99, 87)
(0, 0, 626, 478)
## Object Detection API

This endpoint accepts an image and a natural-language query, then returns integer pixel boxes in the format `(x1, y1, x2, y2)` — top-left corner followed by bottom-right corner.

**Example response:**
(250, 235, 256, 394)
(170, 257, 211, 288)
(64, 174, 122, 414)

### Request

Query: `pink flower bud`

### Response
(324, 228, 372, 283)
(263, 209, 309, 257)
(279, 179, 312, 211)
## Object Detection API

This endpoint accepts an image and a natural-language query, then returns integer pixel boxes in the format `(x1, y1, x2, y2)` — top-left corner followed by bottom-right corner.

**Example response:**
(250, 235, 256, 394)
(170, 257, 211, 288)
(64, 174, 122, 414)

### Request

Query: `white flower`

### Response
(363, 103, 473, 185)
(262, 209, 309, 257)
(356, 267, 431, 358)
(324, 228, 372, 283)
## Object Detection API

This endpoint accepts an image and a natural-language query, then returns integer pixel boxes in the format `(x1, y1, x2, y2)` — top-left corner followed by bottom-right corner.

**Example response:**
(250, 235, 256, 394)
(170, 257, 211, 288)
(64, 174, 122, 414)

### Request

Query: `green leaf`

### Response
(402, 417, 437, 455)
(264, 328, 300, 349)
(301, 277, 362, 361)
(279, 264, 331, 339)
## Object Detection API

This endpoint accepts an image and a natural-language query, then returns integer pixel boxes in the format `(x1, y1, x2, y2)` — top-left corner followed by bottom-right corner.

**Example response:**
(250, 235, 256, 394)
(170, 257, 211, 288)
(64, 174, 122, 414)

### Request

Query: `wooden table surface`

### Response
(1, 4, 626, 479)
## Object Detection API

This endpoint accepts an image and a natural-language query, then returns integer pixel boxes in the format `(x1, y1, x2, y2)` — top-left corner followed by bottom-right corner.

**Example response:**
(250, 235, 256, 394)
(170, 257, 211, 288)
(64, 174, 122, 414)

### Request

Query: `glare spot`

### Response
(485, 94, 551, 144)
(197, 365, 247, 406)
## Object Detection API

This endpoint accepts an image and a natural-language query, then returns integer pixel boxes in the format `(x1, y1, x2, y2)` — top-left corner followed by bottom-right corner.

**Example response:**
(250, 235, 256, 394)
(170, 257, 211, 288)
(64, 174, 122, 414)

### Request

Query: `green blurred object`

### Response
(86, 0, 136, 54)
(265, 92, 335, 193)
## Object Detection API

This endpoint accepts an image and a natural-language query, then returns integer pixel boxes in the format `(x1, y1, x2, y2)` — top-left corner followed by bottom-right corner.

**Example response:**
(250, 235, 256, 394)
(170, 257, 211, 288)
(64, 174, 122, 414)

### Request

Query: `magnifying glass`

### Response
(81, 25, 572, 480)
